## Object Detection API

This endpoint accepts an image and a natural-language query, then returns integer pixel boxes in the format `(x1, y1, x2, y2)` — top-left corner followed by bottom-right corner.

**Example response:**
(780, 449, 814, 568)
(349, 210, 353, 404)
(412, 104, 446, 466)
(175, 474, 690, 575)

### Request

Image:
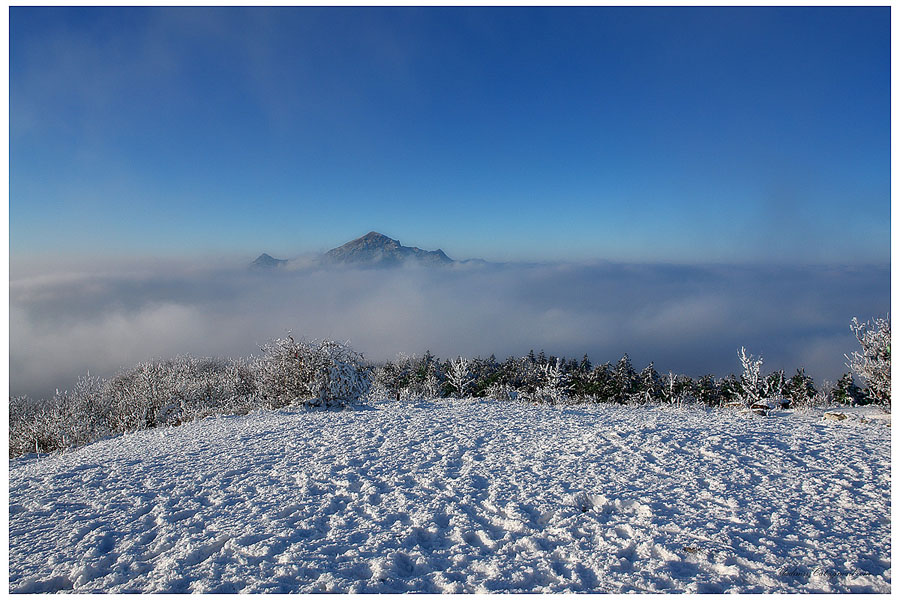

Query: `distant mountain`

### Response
(251, 253, 288, 269)
(322, 232, 453, 267)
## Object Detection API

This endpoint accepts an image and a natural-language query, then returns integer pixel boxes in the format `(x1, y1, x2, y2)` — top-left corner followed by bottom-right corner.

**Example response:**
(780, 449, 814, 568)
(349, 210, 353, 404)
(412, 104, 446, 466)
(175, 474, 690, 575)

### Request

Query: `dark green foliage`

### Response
(579, 354, 592, 372)
(468, 355, 501, 397)
(832, 372, 866, 406)
(784, 368, 817, 408)
(695, 374, 720, 406)
(638, 363, 663, 403)
(766, 370, 786, 399)
(718, 374, 742, 405)
(612, 355, 638, 403)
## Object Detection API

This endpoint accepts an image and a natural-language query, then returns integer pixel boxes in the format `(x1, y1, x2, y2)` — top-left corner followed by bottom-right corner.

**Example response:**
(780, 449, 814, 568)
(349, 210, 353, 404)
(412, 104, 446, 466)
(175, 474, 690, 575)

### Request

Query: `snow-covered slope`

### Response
(9, 399, 891, 593)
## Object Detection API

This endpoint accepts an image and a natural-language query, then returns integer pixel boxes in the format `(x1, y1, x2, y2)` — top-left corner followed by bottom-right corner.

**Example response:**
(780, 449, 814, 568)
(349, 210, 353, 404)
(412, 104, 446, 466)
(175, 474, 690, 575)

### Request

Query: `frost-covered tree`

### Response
(637, 363, 662, 403)
(422, 368, 442, 399)
(695, 374, 720, 406)
(9, 355, 259, 457)
(662, 371, 679, 405)
(766, 370, 786, 401)
(534, 358, 570, 404)
(738, 347, 764, 406)
(784, 368, 817, 408)
(846, 316, 891, 405)
(447, 356, 472, 397)
(832, 372, 865, 406)
(660, 371, 695, 406)
(613, 354, 638, 403)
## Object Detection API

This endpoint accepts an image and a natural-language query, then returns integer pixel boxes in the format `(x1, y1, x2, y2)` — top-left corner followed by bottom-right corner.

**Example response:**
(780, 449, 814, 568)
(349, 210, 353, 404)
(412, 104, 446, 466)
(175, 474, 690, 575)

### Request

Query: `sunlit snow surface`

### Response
(9, 399, 891, 593)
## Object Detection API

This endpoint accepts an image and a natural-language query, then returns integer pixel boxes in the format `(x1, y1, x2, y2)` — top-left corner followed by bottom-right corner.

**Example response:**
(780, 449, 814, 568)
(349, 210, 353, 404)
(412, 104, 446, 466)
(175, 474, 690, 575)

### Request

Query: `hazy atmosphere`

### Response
(9, 257, 889, 400)
(9, 6, 890, 399)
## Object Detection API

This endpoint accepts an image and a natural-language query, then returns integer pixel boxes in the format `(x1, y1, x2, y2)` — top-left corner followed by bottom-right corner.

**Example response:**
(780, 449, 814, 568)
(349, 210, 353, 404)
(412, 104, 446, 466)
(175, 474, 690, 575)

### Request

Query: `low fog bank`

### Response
(9, 260, 889, 400)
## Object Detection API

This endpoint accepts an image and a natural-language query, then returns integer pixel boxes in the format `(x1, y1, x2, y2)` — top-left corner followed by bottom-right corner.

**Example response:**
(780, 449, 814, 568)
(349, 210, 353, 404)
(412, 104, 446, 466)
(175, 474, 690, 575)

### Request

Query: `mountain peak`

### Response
(251, 253, 288, 269)
(361, 231, 393, 241)
(323, 232, 453, 267)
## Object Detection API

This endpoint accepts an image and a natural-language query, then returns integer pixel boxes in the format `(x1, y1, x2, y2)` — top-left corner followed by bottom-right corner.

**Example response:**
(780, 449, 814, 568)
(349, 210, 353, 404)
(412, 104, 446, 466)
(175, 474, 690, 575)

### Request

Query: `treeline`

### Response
(8, 316, 890, 458)
(372, 349, 867, 408)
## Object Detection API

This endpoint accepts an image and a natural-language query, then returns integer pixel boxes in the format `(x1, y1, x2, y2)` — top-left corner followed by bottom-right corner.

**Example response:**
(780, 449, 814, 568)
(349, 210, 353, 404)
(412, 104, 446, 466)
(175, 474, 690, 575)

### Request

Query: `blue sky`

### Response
(10, 6, 891, 264)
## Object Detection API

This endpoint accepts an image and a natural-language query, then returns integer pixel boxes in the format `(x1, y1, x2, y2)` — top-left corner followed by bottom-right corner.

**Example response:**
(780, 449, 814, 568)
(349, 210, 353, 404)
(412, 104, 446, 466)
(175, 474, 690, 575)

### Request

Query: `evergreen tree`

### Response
(613, 354, 637, 403)
(695, 374, 720, 406)
(766, 370, 786, 399)
(637, 363, 662, 403)
(785, 368, 817, 407)
(579, 354, 592, 372)
(832, 372, 865, 406)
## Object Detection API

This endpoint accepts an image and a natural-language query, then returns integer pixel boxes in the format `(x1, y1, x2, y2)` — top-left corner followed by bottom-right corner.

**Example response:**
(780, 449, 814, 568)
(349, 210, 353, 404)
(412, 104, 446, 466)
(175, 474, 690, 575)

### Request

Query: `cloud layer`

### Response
(9, 260, 890, 399)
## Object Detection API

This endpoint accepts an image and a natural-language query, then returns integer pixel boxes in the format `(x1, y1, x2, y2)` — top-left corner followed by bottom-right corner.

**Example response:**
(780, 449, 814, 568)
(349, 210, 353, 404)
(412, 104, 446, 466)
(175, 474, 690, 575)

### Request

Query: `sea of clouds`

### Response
(9, 258, 889, 400)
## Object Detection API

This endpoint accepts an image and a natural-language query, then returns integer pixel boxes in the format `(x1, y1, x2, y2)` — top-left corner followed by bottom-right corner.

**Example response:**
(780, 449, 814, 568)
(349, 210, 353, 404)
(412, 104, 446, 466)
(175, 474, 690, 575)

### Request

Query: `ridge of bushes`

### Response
(8, 316, 890, 458)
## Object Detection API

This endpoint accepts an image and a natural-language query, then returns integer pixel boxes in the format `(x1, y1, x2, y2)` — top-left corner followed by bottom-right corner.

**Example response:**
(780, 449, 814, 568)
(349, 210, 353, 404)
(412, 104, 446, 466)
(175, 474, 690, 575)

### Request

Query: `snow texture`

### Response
(9, 398, 891, 593)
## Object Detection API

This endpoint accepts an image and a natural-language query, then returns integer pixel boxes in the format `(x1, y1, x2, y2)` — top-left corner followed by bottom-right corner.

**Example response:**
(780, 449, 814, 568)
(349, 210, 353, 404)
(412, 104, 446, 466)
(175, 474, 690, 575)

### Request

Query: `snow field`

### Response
(8, 398, 891, 593)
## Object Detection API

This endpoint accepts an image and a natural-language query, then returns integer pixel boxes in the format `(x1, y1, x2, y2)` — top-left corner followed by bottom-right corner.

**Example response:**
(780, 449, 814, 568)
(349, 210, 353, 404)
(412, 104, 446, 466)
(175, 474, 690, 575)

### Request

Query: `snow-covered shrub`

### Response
(421, 368, 442, 399)
(446, 356, 472, 397)
(103, 356, 256, 431)
(783, 368, 817, 408)
(388, 352, 444, 400)
(59, 374, 113, 445)
(8, 374, 117, 457)
(637, 364, 663, 403)
(486, 382, 519, 402)
(661, 371, 696, 406)
(846, 316, 891, 405)
(738, 347, 764, 407)
(9, 357, 258, 457)
(831, 372, 866, 406)
(252, 336, 371, 408)
(525, 358, 570, 404)
(612, 354, 639, 403)
(9, 395, 61, 456)
(373, 361, 403, 396)
(497, 356, 544, 398)
(692, 374, 720, 406)
(372, 352, 431, 398)
(717, 374, 742, 406)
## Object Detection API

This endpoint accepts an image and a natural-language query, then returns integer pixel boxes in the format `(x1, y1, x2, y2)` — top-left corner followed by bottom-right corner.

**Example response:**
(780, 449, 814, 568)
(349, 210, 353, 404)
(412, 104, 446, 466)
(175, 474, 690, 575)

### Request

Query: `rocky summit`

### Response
(251, 253, 288, 269)
(322, 232, 453, 266)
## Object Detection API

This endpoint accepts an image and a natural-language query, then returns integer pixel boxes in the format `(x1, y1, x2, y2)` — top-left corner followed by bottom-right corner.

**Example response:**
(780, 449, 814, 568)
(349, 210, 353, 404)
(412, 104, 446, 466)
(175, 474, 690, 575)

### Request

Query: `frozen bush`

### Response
(525, 358, 570, 404)
(9, 395, 59, 456)
(846, 316, 891, 405)
(738, 347, 764, 407)
(783, 368, 817, 408)
(661, 371, 695, 406)
(9, 356, 258, 457)
(446, 356, 472, 397)
(486, 382, 519, 402)
(832, 372, 866, 406)
(376, 352, 443, 400)
(8, 375, 114, 457)
(252, 336, 371, 408)
(103, 356, 256, 431)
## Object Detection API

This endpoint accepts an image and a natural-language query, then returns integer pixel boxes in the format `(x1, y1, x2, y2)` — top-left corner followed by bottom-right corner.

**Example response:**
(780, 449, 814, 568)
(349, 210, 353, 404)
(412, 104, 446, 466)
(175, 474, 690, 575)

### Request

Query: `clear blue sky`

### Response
(10, 6, 890, 264)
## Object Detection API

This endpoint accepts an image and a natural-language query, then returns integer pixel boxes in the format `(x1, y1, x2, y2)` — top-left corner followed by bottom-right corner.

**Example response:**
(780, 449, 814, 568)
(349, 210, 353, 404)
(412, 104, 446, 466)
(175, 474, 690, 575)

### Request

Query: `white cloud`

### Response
(8, 260, 889, 399)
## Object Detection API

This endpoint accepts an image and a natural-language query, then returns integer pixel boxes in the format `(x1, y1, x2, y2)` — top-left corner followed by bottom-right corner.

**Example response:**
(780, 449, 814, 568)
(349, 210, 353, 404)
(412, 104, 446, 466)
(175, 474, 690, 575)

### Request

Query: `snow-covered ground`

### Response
(8, 398, 891, 593)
